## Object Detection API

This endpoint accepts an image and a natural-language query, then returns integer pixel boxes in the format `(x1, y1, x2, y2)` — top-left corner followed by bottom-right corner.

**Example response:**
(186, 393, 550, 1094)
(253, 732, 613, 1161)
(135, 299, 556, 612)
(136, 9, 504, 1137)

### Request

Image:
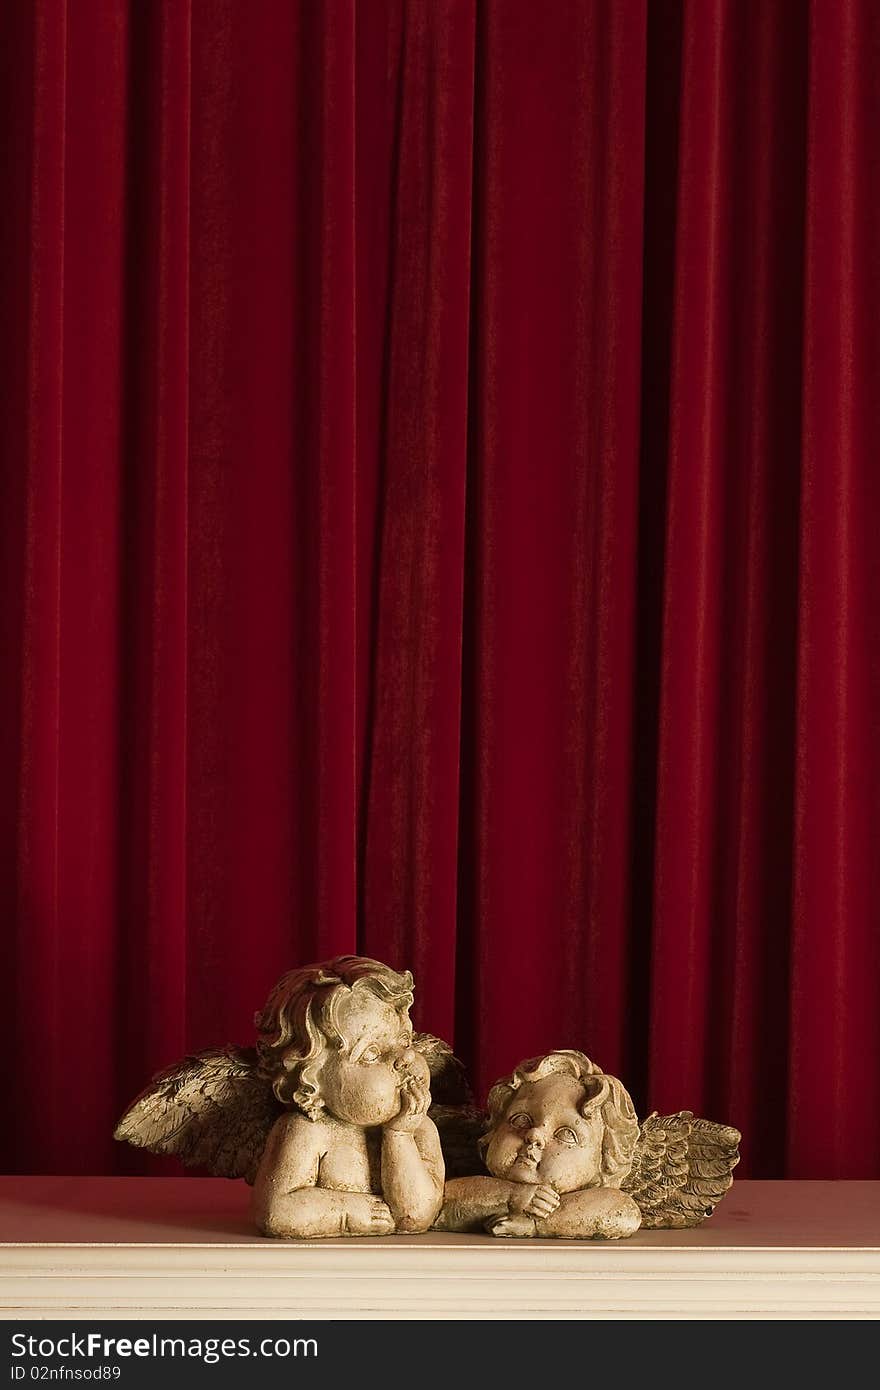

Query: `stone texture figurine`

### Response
(115, 957, 465, 1237)
(435, 1050, 741, 1238)
(115, 959, 741, 1240)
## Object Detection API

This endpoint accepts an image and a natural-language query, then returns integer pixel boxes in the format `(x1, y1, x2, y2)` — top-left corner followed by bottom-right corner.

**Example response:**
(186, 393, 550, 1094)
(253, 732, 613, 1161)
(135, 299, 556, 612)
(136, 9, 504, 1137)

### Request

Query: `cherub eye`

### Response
(360, 1046, 381, 1064)
(554, 1126, 579, 1145)
(509, 1113, 531, 1131)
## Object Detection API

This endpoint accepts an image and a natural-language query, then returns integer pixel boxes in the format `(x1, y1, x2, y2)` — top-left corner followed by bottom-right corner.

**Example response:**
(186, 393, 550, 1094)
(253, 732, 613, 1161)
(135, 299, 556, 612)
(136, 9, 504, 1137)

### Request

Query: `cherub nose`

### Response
(397, 1047, 431, 1086)
(524, 1127, 545, 1149)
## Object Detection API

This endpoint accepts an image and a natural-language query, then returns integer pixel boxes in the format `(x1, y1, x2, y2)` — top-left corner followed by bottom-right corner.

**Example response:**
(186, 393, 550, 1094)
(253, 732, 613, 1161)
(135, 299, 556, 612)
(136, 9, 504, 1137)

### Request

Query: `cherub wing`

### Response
(622, 1110, 741, 1228)
(412, 1032, 486, 1176)
(428, 1104, 488, 1178)
(113, 1045, 282, 1184)
(412, 1031, 473, 1106)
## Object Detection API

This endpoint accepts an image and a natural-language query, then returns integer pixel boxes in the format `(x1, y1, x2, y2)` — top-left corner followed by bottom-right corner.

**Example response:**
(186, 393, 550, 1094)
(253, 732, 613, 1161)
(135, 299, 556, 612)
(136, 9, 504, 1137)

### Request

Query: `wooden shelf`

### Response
(2, 1177, 878, 1319)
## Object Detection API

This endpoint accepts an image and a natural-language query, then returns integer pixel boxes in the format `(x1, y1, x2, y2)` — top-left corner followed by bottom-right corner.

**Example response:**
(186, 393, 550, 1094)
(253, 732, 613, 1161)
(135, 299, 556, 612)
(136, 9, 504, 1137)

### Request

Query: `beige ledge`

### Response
(1, 1177, 879, 1320)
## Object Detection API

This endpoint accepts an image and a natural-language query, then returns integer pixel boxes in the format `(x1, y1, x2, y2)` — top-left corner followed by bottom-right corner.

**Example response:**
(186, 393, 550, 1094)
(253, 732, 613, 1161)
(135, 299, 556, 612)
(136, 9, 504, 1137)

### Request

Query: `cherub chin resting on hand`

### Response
(435, 1051, 642, 1239)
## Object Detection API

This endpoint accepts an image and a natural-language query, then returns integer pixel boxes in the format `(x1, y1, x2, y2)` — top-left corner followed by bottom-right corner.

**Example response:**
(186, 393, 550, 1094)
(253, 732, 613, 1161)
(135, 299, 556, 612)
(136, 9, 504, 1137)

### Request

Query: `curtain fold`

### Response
(357, 0, 476, 1042)
(1, 0, 878, 1178)
(788, 0, 880, 1174)
(118, 0, 192, 1128)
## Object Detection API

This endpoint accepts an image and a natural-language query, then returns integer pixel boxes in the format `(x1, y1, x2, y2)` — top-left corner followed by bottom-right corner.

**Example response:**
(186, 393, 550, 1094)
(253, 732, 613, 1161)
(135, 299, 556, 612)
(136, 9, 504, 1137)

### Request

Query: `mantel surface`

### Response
(2, 1177, 879, 1319)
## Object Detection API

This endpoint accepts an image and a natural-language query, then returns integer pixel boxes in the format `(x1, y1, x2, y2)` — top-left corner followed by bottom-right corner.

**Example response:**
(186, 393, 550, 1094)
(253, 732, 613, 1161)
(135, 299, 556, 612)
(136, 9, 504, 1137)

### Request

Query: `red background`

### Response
(2, 0, 879, 1178)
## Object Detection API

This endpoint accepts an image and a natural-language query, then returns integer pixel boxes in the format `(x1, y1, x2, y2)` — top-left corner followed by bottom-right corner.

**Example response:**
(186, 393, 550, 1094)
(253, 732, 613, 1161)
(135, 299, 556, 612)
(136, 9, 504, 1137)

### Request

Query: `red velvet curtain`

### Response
(2, 0, 878, 1180)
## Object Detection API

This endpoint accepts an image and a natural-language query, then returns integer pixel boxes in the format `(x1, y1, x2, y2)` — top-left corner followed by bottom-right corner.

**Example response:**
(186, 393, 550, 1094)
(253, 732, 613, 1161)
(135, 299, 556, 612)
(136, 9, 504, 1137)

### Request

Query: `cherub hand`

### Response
(523, 1183, 560, 1218)
(508, 1183, 560, 1218)
(384, 1073, 431, 1135)
(344, 1194, 395, 1236)
(486, 1212, 537, 1238)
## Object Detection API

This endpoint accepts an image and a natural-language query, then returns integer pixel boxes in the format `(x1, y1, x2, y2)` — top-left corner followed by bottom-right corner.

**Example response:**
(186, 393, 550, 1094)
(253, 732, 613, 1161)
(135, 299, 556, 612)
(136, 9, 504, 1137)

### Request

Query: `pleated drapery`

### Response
(2, 0, 878, 1178)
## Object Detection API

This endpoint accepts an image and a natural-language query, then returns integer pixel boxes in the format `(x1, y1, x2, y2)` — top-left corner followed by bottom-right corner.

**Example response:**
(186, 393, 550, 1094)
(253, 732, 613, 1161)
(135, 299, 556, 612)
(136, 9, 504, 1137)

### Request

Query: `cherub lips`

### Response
(513, 1147, 540, 1169)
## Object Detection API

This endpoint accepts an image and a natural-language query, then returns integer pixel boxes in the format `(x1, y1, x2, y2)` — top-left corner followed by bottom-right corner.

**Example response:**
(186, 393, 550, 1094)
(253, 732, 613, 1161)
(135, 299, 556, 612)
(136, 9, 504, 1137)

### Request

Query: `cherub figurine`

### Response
(115, 957, 457, 1237)
(435, 1051, 741, 1238)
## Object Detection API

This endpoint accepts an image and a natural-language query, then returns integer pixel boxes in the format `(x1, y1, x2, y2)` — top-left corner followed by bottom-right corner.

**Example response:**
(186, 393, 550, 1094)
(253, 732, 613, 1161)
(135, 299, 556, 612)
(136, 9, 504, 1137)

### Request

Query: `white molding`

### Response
(2, 1178, 879, 1319)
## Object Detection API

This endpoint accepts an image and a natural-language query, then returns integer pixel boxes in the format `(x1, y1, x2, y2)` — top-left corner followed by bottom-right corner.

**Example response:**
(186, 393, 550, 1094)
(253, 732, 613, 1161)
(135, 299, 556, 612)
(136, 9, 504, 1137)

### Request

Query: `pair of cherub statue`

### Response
(116, 956, 740, 1239)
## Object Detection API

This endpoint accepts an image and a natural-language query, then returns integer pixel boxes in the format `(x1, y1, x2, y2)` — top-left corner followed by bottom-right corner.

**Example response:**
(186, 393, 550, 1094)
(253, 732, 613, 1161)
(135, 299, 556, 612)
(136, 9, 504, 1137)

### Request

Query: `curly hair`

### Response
(481, 1050, 639, 1187)
(254, 956, 414, 1118)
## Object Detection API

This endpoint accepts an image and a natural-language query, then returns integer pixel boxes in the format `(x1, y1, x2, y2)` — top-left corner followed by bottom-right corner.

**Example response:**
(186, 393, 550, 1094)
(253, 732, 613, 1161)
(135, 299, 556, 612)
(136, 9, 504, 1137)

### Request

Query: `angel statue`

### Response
(434, 1051, 741, 1238)
(116, 961, 741, 1241)
(115, 956, 471, 1238)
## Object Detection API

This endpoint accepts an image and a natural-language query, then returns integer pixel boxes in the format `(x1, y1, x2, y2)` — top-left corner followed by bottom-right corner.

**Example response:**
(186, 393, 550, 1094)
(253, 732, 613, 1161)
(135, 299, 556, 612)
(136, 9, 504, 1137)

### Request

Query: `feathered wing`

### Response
(412, 1032, 486, 1177)
(113, 1046, 282, 1184)
(428, 1104, 488, 1178)
(622, 1111, 741, 1229)
(412, 1032, 473, 1106)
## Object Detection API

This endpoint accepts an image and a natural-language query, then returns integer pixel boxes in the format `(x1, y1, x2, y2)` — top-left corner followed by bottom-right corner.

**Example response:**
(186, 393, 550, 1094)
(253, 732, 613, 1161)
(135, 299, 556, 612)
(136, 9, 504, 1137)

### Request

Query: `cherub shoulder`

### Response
(265, 1109, 330, 1153)
(257, 1109, 331, 1186)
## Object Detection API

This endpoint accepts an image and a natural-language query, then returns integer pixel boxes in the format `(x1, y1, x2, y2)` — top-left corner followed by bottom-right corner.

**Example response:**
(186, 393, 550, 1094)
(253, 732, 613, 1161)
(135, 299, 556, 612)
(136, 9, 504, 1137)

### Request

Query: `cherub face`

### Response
(484, 1074, 603, 1193)
(317, 990, 428, 1127)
